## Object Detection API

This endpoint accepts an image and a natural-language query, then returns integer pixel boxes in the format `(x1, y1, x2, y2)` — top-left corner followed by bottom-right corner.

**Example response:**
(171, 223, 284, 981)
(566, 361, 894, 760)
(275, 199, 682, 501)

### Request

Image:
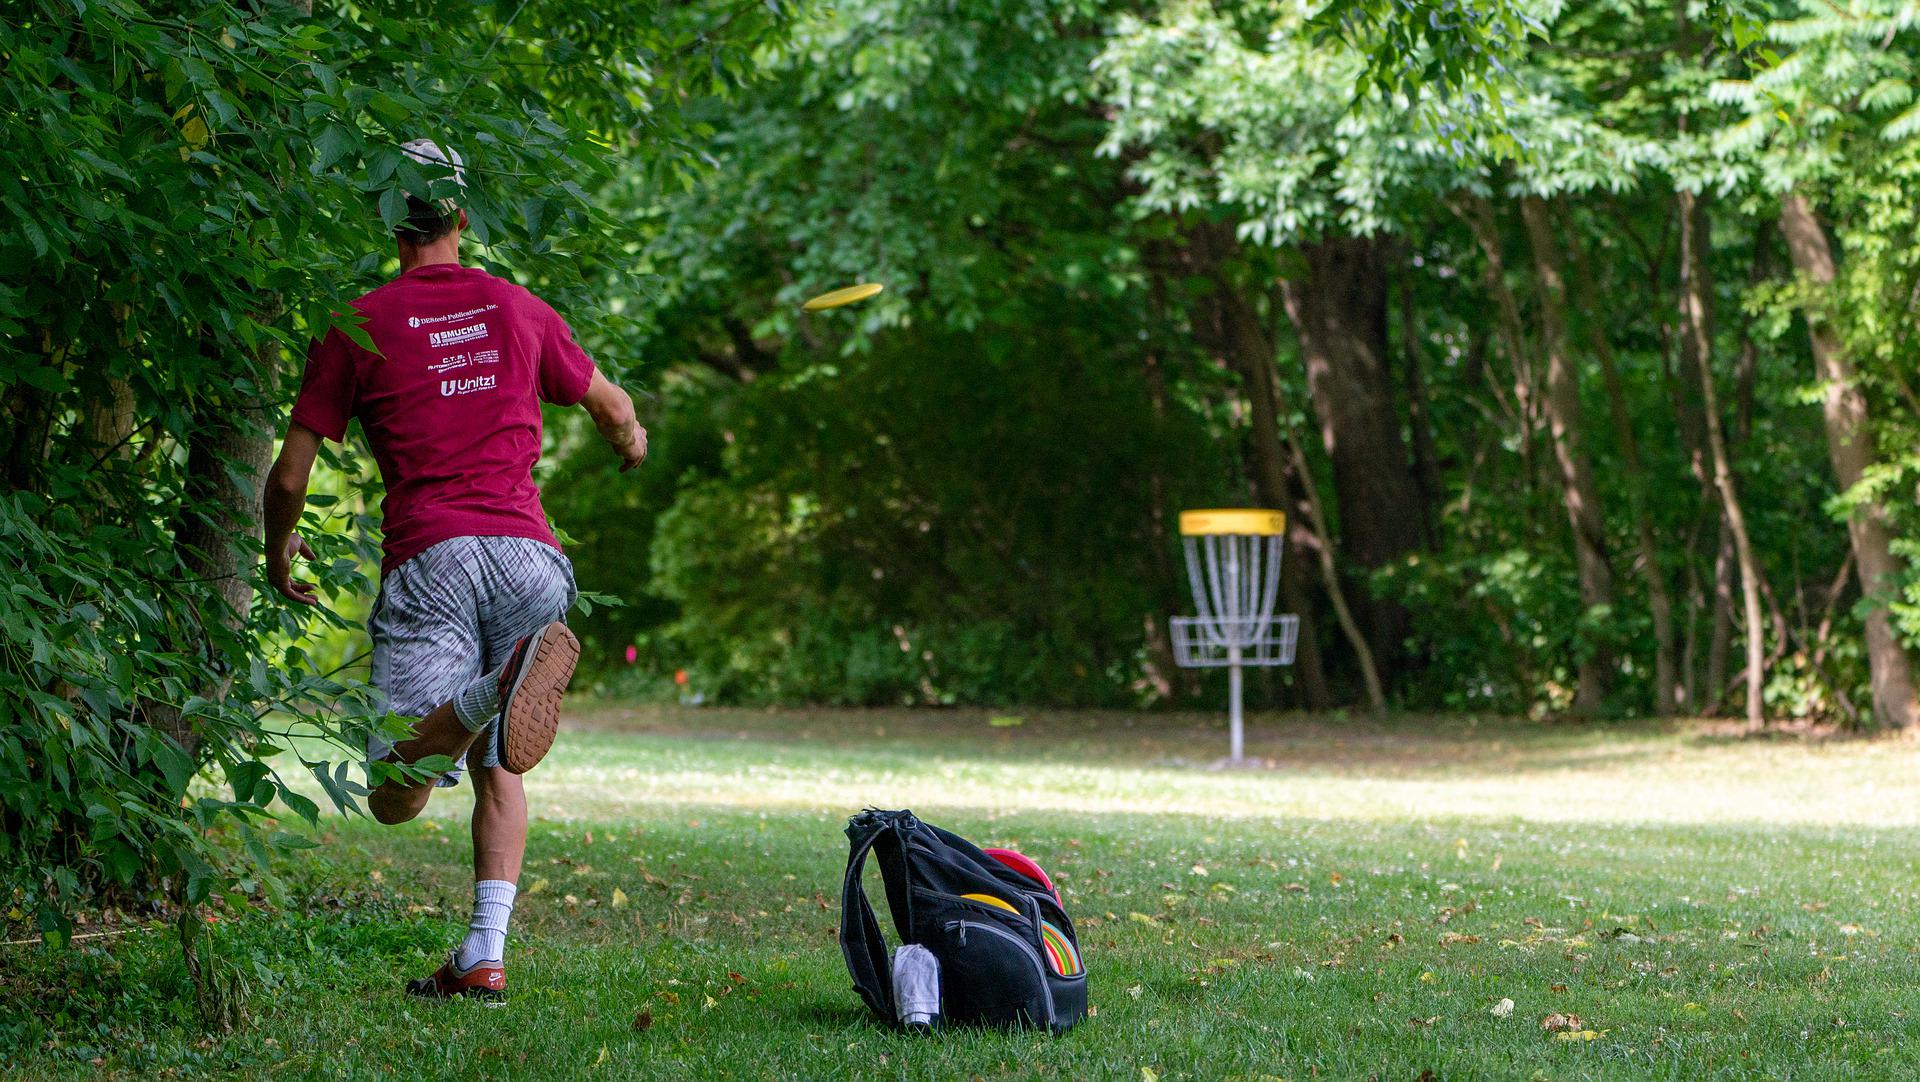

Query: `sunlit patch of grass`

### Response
(8, 707, 1920, 1079)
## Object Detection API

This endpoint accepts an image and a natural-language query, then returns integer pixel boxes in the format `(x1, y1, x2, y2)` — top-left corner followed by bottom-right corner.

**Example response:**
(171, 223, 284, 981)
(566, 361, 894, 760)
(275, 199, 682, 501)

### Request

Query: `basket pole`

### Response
(1228, 644, 1245, 762)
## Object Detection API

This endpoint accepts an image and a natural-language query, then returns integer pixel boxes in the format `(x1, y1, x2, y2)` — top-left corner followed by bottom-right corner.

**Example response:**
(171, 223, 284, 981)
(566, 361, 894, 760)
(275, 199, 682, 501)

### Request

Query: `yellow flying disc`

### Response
(962, 893, 1019, 914)
(801, 282, 885, 311)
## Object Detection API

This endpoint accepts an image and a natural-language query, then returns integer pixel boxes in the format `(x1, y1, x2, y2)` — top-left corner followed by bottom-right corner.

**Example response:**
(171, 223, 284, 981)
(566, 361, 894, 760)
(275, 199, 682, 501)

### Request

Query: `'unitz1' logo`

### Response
(441, 374, 497, 396)
(429, 322, 489, 348)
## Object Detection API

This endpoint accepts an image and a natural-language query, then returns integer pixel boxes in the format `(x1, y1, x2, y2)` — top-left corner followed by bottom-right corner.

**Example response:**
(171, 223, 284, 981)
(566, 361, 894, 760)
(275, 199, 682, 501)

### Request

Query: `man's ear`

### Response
(457, 208, 469, 231)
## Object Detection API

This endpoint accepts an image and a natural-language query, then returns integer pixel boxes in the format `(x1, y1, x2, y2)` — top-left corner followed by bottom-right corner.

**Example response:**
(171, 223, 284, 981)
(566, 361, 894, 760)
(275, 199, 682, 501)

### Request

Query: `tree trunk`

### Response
(1174, 228, 1333, 709)
(1706, 522, 1733, 713)
(1140, 348, 1190, 702)
(3, 345, 59, 491)
(81, 377, 137, 460)
(1279, 412, 1389, 712)
(1778, 191, 1919, 729)
(1277, 235, 1424, 668)
(168, 324, 282, 754)
(1456, 196, 1543, 523)
(1518, 196, 1615, 713)
(1398, 265, 1443, 549)
(1679, 190, 1766, 727)
(1563, 206, 1678, 716)
(1214, 278, 1335, 709)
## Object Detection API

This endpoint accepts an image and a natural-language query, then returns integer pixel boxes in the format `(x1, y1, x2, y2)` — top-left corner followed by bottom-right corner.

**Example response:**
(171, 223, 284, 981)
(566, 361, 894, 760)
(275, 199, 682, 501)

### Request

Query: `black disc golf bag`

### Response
(839, 808, 1087, 1034)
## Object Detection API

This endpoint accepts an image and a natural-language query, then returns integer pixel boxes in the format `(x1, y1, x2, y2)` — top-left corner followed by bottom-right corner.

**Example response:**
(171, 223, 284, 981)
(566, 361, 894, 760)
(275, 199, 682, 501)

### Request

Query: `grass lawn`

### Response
(8, 706, 1920, 1079)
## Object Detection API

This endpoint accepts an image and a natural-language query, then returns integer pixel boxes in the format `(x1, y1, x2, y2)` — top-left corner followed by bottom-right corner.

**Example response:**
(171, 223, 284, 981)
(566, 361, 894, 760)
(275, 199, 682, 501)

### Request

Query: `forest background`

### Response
(5, 0, 1920, 939)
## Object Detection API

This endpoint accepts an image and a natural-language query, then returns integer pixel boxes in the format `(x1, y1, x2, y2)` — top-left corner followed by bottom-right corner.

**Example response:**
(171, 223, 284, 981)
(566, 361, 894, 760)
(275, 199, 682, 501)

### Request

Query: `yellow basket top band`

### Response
(1178, 509, 1287, 537)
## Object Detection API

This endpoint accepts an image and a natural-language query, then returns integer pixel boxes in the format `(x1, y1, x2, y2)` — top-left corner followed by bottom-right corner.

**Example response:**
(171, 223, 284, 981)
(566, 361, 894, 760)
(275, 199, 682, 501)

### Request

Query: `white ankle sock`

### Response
(455, 879, 517, 970)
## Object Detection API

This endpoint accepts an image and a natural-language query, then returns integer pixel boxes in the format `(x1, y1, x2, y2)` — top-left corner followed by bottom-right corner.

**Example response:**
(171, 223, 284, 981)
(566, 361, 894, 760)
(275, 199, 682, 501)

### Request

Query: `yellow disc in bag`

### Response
(802, 282, 885, 311)
(962, 893, 1019, 914)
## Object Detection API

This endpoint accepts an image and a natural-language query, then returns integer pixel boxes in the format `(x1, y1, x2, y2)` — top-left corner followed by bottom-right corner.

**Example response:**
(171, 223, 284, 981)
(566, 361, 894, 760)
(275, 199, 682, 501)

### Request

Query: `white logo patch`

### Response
(429, 322, 489, 348)
(441, 374, 497, 396)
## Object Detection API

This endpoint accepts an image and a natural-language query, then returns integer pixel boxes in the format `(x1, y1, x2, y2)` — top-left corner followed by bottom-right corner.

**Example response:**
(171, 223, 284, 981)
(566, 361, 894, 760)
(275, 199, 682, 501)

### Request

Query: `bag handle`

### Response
(840, 811, 902, 1021)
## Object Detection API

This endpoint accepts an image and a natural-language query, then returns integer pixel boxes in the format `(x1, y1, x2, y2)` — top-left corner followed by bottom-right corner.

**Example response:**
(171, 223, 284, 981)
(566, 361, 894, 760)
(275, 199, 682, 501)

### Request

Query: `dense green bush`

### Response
(1, 0, 784, 945)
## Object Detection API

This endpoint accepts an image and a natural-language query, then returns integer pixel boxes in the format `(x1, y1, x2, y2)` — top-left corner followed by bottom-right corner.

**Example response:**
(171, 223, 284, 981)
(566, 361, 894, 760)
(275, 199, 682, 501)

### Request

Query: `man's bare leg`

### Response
(368, 701, 480, 825)
(470, 766, 527, 883)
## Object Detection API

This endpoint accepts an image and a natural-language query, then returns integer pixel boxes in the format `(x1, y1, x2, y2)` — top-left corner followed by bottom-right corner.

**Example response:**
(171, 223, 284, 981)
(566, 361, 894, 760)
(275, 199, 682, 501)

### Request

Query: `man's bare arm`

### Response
(263, 424, 322, 605)
(579, 369, 647, 472)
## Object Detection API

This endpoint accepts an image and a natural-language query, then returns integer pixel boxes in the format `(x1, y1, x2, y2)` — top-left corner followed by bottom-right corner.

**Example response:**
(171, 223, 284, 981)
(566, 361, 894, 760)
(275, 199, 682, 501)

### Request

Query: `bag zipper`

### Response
(914, 884, 1038, 925)
(947, 919, 1055, 1021)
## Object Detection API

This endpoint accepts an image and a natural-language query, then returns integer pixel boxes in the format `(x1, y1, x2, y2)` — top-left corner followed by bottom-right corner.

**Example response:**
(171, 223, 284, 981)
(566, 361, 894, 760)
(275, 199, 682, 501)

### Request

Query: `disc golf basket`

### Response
(1169, 509, 1298, 763)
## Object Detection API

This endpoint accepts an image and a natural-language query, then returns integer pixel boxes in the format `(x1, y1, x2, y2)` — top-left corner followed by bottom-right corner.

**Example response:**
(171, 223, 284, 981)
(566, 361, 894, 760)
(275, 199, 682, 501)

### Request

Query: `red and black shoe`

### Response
(495, 620, 580, 775)
(406, 954, 506, 1001)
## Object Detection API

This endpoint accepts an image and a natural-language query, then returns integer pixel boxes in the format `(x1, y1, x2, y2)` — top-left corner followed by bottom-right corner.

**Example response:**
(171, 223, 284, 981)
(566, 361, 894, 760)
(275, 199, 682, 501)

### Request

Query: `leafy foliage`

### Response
(0, 0, 784, 939)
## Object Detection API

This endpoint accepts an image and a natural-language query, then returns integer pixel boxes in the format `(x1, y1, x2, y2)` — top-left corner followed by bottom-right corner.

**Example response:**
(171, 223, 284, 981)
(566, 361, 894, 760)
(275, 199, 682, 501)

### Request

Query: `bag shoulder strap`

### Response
(840, 811, 912, 1021)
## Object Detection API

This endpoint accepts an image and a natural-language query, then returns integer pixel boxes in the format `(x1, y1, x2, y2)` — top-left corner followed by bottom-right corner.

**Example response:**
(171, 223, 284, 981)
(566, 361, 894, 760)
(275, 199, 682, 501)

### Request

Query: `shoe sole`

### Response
(500, 621, 579, 774)
(407, 982, 507, 1003)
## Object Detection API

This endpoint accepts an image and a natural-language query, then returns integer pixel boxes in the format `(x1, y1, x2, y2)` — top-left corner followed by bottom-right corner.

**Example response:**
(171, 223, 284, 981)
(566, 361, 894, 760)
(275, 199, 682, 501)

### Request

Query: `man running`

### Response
(262, 140, 647, 1000)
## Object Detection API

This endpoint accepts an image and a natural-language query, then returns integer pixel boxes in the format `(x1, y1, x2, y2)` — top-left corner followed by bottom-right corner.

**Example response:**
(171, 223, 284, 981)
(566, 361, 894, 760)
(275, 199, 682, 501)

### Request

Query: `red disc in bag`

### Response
(984, 848, 1060, 903)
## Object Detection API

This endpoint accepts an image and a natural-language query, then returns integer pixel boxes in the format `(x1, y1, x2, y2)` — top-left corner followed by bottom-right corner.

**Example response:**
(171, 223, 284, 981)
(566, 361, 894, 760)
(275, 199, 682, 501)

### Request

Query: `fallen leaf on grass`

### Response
(632, 1010, 653, 1031)
(1409, 1015, 1440, 1028)
(1439, 932, 1481, 946)
(594, 1045, 609, 1065)
(1554, 1030, 1602, 1042)
(703, 995, 718, 1010)
(1419, 971, 1436, 983)
(1128, 912, 1159, 926)
(1127, 984, 1144, 999)
(612, 889, 629, 908)
(1283, 883, 1307, 893)
(1540, 1013, 1583, 1032)
(1491, 998, 1515, 1018)
(525, 877, 549, 896)
(1141, 1068, 1160, 1082)
(988, 715, 1025, 728)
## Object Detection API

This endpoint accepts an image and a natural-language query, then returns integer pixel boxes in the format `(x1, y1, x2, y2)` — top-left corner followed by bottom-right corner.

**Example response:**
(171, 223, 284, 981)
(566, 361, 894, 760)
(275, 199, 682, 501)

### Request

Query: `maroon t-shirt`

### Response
(290, 263, 597, 572)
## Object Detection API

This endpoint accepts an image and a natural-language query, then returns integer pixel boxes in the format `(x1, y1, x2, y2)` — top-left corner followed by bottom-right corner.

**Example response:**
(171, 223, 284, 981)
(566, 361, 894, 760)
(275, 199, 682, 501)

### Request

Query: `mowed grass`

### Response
(9, 706, 1920, 1079)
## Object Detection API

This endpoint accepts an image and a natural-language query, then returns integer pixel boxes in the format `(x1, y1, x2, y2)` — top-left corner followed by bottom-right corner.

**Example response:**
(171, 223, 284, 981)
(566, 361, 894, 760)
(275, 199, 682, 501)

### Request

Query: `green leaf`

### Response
(314, 123, 357, 170)
(378, 186, 407, 230)
(278, 785, 320, 827)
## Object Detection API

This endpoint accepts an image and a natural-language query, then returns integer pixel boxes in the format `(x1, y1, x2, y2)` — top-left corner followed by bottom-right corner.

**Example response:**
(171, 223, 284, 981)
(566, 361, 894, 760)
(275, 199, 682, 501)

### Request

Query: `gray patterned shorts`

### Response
(367, 535, 576, 785)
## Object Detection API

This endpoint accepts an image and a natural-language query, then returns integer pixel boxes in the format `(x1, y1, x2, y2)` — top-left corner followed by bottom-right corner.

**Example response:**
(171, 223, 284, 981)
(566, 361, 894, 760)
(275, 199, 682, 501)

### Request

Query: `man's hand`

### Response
(267, 533, 319, 605)
(613, 425, 649, 473)
(579, 370, 648, 474)
(264, 423, 322, 606)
